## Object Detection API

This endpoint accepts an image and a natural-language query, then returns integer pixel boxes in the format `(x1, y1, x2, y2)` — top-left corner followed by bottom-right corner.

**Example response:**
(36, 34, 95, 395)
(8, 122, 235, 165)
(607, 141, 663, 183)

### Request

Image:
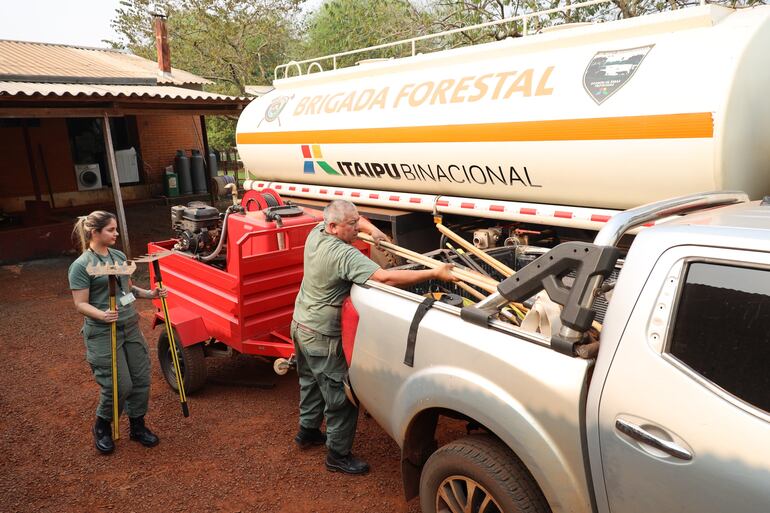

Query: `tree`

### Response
(110, 0, 303, 149)
(110, 0, 303, 92)
(425, 0, 769, 43)
(295, 0, 434, 71)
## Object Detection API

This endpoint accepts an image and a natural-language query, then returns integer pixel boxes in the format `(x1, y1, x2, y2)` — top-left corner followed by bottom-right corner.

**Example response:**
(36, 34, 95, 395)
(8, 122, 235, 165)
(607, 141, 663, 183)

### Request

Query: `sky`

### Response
(0, 0, 123, 48)
(0, 0, 325, 48)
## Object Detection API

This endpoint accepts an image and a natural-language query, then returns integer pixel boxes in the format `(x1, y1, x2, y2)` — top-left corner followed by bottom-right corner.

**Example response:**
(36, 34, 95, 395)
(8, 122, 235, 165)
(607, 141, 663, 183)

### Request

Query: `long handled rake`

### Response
(86, 260, 137, 440)
(134, 251, 189, 417)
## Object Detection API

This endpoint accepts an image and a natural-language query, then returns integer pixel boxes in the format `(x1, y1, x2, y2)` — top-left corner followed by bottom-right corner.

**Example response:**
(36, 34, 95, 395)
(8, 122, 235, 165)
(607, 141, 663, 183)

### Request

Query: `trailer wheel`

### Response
(419, 434, 551, 513)
(157, 330, 207, 394)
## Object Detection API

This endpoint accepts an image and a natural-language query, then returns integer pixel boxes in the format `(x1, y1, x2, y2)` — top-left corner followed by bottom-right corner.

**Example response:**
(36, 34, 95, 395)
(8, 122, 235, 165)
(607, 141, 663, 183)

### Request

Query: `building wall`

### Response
(137, 114, 204, 186)
(0, 114, 205, 213)
(0, 119, 77, 210)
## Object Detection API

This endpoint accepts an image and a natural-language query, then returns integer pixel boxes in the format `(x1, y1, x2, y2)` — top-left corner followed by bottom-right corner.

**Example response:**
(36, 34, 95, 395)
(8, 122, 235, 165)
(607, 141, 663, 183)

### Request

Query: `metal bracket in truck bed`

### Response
(461, 242, 619, 355)
(461, 191, 749, 356)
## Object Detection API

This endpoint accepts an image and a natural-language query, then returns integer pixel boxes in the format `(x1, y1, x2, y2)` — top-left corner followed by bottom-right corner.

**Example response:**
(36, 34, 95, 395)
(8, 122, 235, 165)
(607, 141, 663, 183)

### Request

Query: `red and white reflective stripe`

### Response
(436, 195, 621, 227)
(243, 180, 655, 230)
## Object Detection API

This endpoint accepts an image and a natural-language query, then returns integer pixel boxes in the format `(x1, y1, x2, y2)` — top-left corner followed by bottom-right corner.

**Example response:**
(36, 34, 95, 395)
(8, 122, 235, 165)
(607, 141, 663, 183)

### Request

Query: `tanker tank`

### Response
(237, 4, 770, 211)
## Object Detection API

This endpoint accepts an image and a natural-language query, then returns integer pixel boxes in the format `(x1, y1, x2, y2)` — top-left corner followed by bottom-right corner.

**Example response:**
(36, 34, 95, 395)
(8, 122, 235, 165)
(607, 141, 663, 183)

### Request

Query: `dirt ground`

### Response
(0, 203, 423, 513)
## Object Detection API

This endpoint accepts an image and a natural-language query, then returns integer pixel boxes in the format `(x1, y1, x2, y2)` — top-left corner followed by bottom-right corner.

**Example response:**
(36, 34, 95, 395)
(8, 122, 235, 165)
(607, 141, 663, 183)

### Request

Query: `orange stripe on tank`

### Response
(237, 113, 713, 144)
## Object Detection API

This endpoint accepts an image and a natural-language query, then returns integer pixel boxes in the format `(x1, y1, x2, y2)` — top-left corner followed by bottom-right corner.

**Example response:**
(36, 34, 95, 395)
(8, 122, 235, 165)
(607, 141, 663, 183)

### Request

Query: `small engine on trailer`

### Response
(170, 203, 222, 254)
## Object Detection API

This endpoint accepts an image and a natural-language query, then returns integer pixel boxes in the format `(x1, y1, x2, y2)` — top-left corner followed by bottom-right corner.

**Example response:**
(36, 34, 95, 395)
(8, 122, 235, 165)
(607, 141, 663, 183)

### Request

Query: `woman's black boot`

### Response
(129, 416, 159, 447)
(92, 416, 114, 454)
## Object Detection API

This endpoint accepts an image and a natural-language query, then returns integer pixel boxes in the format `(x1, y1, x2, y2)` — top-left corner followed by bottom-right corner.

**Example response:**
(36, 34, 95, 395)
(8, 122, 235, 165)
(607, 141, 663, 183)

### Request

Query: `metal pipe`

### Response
(198, 206, 233, 262)
(274, 215, 285, 251)
(445, 242, 489, 277)
(473, 291, 509, 312)
(244, 180, 623, 232)
(274, 0, 613, 78)
(593, 191, 749, 247)
(556, 191, 749, 345)
(436, 223, 515, 277)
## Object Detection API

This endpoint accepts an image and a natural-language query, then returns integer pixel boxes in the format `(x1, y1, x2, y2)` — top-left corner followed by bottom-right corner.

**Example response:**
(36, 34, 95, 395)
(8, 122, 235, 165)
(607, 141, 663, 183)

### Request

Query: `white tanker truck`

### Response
(237, 2, 770, 246)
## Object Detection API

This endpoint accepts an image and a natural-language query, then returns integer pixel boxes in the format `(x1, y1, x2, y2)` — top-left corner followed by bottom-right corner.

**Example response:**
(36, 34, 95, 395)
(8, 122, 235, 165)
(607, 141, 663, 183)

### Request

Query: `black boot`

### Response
(129, 416, 159, 447)
(326, 450, 370, 475)
(92, 416, 114, 454)
(294, 427, 327, 450)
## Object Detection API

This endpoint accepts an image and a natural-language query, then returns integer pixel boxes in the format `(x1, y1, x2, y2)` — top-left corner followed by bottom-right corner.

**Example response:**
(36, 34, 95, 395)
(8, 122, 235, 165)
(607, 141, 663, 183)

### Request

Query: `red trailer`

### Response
(147, 195, 368, 393)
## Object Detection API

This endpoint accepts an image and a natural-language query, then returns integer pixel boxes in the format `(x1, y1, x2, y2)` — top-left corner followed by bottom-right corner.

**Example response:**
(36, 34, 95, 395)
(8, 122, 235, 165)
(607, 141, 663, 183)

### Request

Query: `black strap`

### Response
(404, 297, 436, 367)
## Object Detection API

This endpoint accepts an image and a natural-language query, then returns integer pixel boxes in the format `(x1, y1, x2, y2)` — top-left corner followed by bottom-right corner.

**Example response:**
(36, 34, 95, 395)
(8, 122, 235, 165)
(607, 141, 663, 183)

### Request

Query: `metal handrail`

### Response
(275, 0, 706, 79)
(593, 191, 749, 247)
(469, 190, 748, 335)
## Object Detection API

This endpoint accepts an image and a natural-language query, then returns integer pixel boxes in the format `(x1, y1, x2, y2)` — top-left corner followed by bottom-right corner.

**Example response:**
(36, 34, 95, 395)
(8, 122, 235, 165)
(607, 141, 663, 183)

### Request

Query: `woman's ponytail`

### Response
(72, 211, 116, 253)
(72, 217, 88, 253)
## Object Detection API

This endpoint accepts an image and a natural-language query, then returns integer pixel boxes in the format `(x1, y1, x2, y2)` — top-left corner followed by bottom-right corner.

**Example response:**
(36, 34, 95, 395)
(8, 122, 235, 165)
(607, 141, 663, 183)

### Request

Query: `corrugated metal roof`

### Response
(0, 81, 248, 103)
(0, 39, 211, 86)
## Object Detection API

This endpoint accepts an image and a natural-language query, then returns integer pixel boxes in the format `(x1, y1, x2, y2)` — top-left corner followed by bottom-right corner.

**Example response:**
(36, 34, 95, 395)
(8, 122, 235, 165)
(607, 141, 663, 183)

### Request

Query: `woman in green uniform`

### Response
(69, 211, 165, 454)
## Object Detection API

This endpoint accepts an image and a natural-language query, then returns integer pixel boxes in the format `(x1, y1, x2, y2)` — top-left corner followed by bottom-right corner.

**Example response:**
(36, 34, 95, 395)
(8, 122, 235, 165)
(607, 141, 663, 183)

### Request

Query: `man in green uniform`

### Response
(292, 200, 455, 474)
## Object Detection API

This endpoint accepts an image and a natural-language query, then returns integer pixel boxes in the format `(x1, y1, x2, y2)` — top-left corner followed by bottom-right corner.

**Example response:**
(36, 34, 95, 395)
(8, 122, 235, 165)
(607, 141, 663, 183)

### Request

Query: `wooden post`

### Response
(102, 113, 132, 258)
(199, 115, 215, 204)
(22, 120, 42, 201)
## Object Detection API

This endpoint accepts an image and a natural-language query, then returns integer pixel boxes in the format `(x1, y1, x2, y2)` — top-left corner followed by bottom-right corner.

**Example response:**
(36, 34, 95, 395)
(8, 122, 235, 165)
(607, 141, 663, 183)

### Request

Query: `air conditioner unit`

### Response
(75, 164, 103, 191)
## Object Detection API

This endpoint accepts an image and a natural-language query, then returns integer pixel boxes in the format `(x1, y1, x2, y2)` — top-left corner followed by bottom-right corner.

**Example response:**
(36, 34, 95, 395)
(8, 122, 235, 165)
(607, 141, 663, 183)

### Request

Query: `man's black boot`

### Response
(92, 416, 114, 454)
(326, 450, 370, 475)
(129, 416, 159, 447)
(294, 427, 326, 449)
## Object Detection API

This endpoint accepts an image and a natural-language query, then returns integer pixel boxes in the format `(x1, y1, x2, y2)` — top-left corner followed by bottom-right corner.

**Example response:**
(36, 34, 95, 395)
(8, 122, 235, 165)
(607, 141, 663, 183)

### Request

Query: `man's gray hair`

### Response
(324, 200, 358, 224)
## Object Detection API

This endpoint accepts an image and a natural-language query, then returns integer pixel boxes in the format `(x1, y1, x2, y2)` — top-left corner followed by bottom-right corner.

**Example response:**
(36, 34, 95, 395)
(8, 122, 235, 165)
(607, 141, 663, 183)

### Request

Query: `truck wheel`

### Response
(419, 434, 551, 513)
(157, 330, 207, 394)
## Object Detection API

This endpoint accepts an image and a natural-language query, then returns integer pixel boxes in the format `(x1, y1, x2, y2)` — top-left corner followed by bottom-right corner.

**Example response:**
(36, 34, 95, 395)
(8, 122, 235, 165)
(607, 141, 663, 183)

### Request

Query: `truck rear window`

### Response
(669, 262, 770, 414)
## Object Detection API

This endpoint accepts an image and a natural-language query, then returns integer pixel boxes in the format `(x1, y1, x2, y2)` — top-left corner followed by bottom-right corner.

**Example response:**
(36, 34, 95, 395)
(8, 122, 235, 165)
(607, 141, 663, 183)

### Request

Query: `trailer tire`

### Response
(157, 330, 207, 394)
(419, 434, 550, 513)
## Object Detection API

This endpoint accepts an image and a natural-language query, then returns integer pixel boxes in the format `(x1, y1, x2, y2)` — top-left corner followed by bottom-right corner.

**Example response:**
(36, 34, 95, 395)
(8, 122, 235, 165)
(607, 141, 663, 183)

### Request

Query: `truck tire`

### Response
(419, 434, 551, 513)
(157, 330, 207, 394)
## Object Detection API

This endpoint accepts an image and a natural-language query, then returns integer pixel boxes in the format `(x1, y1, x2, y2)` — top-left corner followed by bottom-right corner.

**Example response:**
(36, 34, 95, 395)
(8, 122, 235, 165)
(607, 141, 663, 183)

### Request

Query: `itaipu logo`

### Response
(302, 145, 339, 175)
(298, 144, 542, 188)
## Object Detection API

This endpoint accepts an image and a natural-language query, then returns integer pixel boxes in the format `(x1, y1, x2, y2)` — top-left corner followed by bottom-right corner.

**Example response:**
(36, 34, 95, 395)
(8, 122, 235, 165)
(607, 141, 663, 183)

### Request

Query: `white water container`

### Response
(237, 5, 770, 210)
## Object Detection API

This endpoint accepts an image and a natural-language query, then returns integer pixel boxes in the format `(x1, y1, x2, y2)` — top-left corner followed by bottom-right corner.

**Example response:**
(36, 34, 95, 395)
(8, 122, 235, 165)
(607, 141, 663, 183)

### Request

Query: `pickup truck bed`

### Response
(342, 193, 770, 513)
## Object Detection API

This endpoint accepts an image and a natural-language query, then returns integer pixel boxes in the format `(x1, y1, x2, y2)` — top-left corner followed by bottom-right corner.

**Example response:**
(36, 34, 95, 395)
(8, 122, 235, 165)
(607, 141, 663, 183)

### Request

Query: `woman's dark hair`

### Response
(72, 211, 117, 252)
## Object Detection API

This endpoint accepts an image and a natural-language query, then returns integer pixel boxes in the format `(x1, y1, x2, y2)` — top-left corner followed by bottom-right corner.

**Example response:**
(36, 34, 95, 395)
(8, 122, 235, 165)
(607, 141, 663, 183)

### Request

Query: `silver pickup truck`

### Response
(341, 192, 770, 513)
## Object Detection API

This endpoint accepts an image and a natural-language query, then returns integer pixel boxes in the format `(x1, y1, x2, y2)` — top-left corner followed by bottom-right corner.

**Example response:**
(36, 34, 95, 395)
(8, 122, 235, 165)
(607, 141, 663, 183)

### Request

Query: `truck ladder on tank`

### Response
(461, 191, 749, 356)
(275, 0, 706, 79)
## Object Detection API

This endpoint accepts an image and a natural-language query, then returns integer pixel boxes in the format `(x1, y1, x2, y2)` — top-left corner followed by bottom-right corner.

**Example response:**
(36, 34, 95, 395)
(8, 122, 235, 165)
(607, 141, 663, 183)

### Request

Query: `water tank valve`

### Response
(473, 228, 502, 249)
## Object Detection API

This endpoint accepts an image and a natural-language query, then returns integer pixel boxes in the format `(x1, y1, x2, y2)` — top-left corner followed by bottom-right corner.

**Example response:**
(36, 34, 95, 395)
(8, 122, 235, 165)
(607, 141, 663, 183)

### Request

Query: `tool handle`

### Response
(160, 294, 189, 417)
(152, 259, 162, 284)
(108, 275, 117, 297)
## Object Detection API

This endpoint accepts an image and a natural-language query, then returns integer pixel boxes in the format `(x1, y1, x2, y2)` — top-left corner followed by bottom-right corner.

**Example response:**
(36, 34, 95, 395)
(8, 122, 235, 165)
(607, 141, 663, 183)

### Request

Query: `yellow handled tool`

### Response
(107, 276, 120, 440)
(151, 258, 189, 417)
(86, 259, 136, 440)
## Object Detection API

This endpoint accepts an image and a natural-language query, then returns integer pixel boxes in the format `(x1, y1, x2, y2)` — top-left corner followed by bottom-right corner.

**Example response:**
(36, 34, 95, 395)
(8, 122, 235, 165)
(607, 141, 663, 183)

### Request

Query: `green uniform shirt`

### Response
(68, 248, 138, 326)
(293, 223, 380, 336)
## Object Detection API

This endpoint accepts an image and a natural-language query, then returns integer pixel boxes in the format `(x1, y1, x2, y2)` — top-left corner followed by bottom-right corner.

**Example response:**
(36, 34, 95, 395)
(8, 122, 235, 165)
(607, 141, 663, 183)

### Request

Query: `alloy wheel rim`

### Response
(436, 475, 502, 513)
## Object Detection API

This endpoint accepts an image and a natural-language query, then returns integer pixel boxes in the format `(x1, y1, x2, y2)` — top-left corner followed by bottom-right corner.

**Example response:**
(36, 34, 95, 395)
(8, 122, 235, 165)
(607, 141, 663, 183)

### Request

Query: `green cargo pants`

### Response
(291, 320, 358, 456)
(82, 317, 151, 421)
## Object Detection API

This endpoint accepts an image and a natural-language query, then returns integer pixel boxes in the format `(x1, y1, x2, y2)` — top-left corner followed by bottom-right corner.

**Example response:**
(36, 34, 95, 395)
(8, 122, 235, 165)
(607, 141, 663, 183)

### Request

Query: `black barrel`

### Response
(174, 150, 192, 195)
(190, 149, 207, 194)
